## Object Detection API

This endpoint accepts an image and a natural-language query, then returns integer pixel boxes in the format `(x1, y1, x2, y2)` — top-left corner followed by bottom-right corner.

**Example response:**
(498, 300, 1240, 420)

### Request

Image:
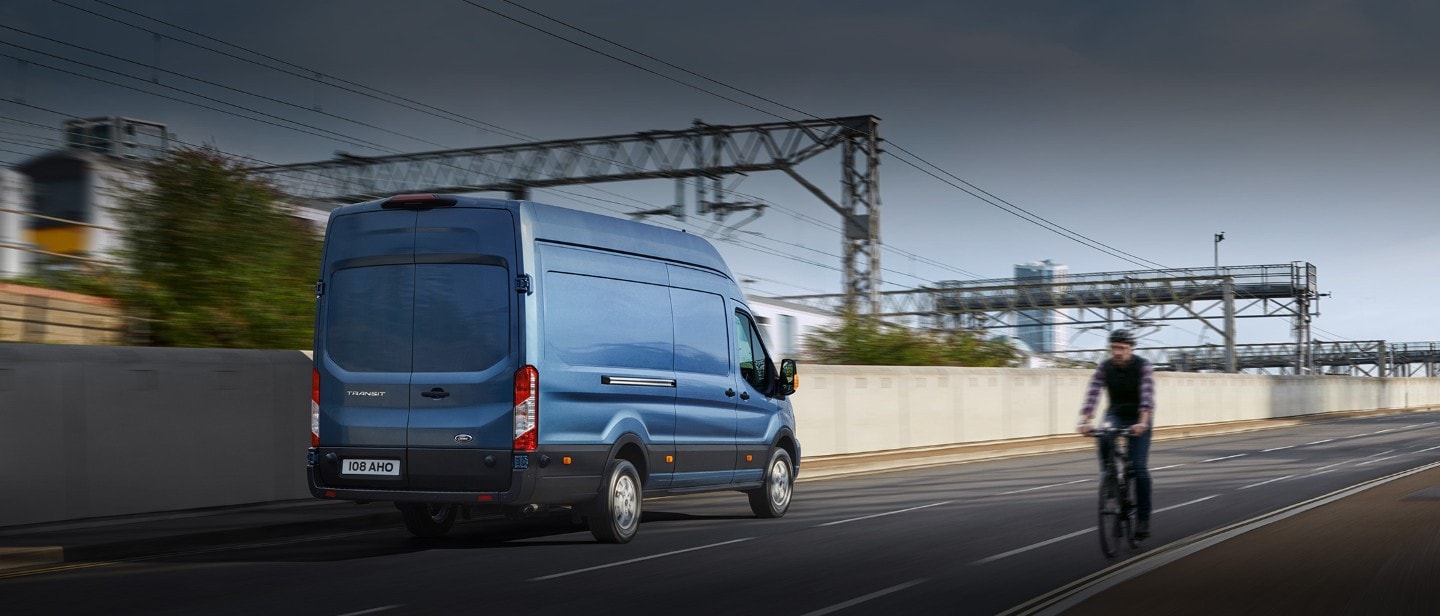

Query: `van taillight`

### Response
(513, 365, 539, 452)
(311, 368, 320, 448)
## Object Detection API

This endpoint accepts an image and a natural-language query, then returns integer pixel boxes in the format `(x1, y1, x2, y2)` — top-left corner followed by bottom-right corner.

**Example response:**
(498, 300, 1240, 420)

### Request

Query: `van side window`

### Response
(546, 272, 673, 370)
(672, 288, 729, 375)
(735, 311, 771, 391)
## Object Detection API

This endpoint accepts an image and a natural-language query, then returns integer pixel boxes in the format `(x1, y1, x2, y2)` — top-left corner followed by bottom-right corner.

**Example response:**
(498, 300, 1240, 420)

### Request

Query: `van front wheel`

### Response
(588, 459, 642, 543)
(399, 503, 458, 538)
(748, 448, 794, 518)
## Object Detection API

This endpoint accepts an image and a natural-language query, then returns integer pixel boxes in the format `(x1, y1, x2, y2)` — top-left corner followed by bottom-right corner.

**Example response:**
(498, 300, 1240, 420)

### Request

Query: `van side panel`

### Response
(535, 243, 677, 487)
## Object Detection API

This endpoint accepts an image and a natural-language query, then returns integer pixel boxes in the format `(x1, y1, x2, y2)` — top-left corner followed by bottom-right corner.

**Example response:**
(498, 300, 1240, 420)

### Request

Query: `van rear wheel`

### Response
(588, 459, 641, 543)
(399, 503, 458, 538)
(747, 448, 794, 518)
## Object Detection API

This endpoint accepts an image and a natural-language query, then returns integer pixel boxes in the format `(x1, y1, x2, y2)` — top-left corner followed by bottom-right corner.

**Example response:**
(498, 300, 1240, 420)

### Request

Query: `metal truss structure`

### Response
(1051, 340, 1440, 377)
(251, 116, 884, 314)
(774, 262, 1321, 373)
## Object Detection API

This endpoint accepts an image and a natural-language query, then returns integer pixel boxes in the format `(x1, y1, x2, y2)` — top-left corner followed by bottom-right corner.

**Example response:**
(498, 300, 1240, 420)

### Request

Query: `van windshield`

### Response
(324, 263, 510, 373)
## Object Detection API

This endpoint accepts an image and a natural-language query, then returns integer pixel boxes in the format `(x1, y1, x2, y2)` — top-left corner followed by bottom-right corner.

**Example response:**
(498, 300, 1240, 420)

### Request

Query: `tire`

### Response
(1124, 473, 1141, 549)
(1097, 475, 1120, 558)
(399, 503, 458, 538)
(588, 459, 642, 543)
(748, 448, 794, 518)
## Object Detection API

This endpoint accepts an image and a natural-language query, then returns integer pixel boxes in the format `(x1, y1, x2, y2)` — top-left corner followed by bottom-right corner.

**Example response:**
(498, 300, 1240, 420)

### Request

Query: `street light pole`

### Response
(1214, 232, 1225, 275)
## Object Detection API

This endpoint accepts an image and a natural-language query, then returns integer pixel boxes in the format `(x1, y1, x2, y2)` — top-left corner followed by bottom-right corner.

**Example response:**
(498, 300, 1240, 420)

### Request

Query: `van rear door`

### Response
(317, 205, 519, 492)
(404, 206, 520, 490)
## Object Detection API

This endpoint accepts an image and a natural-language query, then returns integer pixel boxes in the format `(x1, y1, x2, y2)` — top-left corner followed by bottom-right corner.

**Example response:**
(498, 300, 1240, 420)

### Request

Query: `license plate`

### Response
(341, 458, 400, 477)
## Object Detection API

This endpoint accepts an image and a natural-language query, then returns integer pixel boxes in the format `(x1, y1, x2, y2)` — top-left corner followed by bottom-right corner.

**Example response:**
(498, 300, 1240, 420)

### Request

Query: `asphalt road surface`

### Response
(4, 411, 1437, 615)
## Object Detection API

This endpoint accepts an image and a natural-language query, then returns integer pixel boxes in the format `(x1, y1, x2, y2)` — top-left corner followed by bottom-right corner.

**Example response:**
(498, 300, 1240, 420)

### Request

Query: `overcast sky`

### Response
(2, 0, 1437, 348)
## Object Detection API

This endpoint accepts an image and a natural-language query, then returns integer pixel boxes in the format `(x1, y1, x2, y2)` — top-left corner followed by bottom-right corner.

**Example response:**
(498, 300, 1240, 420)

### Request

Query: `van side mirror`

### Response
(780, 359, 798, 395)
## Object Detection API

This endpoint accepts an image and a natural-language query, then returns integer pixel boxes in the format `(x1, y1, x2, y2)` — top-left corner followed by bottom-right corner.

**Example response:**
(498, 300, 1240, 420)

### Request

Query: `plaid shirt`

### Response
(1079, 357, 1154, 423)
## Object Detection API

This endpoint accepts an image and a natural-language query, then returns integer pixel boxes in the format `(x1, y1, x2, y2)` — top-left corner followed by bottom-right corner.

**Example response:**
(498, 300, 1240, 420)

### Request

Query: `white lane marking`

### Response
(1152, 464, 1184, 471)
(974, 495, 1216, 565)
(1306, 439, 1334, 445)
(815, 501, 953, 527)
(529, 538, 754, 581)
(1000, 479, 1090, 495)
(336, 607, 401, 616)
(1415, 445, 1440, 454)
(1313, 459, 1356, 472)
(1303, 468, 1338, 479)
(799, 579, 928, 616)
(1261, 445, 1295, 452)
(1201, 454, 1246, 463)
(973, 528, 1092, 565)
(1240, 475, 1296, 490)
(1312, 451, 1390, 472)
(1373, 428, 1395, 434)
(1153, 495, 1218, 514)
(1359, 455, 1402, 466)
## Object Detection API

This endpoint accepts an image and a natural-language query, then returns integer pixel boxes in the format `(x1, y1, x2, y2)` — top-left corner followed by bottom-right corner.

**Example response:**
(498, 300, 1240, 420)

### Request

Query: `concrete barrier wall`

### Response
(792, 366, 1440, 457)
(0, 344, 311, 527)
(5, 347, 1440, 527)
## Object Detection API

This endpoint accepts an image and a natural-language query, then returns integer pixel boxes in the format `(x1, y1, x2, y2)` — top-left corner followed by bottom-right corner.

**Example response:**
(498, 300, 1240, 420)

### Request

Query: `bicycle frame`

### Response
(1090, 426, 1140, 557)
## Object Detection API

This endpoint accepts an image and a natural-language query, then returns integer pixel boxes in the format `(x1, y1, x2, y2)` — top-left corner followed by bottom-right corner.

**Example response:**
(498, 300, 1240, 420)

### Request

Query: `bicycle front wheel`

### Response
(1124, 472, 1140, 548)
(1097, 474, 1120, 557)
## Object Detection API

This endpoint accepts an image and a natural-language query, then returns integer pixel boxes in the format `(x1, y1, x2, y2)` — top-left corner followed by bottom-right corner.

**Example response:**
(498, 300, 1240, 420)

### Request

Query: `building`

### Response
(14, 117, 169, 268)
(1014, 259, 1070, 353)
(0, 169, 32, 278)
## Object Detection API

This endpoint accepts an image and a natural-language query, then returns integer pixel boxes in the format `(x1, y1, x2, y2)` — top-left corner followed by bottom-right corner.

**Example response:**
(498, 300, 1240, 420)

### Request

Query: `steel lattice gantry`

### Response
(1050, 340, 1440, 377)
(774, 262, 1322, 373)
(250, 115, 884, 314)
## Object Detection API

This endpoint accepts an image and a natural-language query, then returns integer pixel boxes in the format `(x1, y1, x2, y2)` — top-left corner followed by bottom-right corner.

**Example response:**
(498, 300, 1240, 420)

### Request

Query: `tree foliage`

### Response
(804, 312, 1018, 367)
(113, 147, 320, 348)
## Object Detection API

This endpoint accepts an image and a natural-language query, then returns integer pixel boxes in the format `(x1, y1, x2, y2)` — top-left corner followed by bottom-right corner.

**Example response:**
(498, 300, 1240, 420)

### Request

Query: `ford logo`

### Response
(453, 434, 474, 443)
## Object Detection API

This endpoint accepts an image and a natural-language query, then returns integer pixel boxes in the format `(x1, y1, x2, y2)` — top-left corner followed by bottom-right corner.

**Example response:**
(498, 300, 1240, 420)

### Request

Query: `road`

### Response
(3, 411, 1437, 615)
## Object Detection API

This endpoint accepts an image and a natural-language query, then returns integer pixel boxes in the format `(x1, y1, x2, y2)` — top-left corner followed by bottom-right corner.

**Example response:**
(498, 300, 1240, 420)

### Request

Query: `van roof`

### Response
(329, 195, 735, 279)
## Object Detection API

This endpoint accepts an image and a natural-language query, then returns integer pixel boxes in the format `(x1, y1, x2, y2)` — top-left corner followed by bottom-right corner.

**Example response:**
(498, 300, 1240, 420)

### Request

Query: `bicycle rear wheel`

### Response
(1097, 474, 1120, 557)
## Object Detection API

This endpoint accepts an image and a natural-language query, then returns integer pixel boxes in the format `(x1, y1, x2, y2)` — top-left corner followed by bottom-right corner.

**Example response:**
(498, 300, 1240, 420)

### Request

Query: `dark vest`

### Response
(1103, 357, 1147, 421)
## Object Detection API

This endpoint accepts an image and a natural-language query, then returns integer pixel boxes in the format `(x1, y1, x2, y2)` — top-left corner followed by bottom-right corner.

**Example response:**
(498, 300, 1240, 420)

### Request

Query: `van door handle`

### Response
(740, 391, 750, 401)
(421, 388, 450, 399)
(725, 388, 736, 397)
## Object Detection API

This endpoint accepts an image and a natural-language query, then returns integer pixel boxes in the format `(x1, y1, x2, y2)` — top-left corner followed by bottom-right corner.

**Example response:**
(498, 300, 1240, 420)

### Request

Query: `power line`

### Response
(459, 0, 1167, 275)
(0, 46, 399, 154)
(0, 23, 454, 151)
(50, 0, 985, 287)
(64, 0, 528, 141)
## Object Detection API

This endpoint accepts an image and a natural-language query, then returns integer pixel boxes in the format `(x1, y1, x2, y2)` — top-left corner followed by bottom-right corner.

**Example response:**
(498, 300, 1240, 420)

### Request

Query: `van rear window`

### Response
(413, 264, 510, 373)
(325, 265, 415, 373)
(324, 264, 511, 373)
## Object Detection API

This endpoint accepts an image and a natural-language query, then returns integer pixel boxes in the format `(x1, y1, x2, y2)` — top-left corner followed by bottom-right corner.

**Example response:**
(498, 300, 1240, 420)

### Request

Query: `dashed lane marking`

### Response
(815, 501, 953, 528)
(529, 538, 754, 582)
(799, 579, 928, 616)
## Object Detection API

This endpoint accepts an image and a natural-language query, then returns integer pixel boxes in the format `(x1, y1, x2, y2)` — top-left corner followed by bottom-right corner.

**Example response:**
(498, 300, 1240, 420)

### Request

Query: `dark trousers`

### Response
(1097, 415, 1153, 522)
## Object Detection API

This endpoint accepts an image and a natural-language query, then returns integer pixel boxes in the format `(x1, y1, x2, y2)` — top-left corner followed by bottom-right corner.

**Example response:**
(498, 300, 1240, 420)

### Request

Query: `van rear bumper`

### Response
(307, 447, 604, 506)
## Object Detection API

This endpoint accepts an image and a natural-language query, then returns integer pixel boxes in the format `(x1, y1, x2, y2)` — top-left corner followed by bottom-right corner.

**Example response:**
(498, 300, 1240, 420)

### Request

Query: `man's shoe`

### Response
(1135, 519, 1150, 540)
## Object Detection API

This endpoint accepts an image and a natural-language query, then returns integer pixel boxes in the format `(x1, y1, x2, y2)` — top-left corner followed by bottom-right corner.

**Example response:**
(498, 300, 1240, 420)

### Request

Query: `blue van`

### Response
(307, 194, 799, 543)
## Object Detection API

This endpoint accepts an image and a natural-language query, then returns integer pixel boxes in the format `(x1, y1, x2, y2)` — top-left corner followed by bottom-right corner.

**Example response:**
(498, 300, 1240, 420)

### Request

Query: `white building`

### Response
(0, 169, 33, 277)
(1014, 259, 1071, 353)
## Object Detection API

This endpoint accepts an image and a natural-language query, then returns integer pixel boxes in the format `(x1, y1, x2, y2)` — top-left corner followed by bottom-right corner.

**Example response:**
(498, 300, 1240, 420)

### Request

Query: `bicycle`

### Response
(1088, 426, 1141, 557)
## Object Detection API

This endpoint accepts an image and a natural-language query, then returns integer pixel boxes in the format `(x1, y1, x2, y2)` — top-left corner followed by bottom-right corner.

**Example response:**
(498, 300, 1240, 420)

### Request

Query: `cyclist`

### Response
(1077, 329, 1155, 539)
